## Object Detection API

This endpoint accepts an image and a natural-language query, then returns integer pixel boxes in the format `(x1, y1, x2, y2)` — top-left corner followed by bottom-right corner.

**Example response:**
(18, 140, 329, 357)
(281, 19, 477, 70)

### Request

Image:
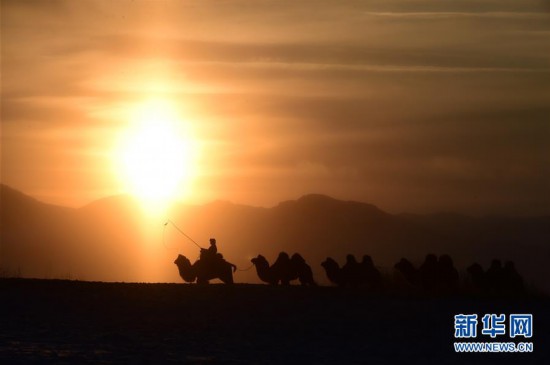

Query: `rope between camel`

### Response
(237, 263, 255, 272)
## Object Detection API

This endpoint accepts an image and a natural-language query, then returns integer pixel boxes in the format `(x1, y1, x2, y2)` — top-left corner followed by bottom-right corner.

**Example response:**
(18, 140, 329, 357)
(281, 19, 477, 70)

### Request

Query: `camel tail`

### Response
(232, 264, 237, 273)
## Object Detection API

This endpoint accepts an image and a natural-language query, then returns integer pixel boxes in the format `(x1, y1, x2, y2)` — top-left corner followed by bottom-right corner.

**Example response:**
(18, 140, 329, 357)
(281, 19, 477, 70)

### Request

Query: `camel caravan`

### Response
(320, 254, 526, 296)
(174, 238, 526, 296)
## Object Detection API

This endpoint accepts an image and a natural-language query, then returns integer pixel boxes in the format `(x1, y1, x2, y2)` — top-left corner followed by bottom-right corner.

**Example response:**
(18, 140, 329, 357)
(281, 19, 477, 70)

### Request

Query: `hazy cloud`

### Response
(2, 0, 549, 214)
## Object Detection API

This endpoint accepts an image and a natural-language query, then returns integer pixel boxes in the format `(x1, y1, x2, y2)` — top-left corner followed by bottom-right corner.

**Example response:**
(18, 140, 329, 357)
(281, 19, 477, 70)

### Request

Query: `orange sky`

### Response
(2, 0, 550, 215)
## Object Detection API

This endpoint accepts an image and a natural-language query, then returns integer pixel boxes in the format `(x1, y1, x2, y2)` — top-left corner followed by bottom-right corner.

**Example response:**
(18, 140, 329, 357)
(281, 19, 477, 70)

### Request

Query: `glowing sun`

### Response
(114, 100, 198, 212)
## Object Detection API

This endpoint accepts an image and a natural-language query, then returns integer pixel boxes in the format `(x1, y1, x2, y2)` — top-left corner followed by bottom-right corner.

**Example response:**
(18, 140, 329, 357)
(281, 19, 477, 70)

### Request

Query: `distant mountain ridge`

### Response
(1, 184, 549, 292)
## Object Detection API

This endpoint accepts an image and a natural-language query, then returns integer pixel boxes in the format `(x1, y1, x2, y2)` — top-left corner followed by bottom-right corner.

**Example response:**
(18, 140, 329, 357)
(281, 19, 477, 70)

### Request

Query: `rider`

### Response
(207, 238, 217, 255)
(201, 238, 221, 262)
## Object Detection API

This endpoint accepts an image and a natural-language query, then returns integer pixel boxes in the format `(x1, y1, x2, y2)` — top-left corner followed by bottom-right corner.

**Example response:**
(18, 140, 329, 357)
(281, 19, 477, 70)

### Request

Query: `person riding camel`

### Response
(201, 238, 221, 263)
(207, 238, 217, 255)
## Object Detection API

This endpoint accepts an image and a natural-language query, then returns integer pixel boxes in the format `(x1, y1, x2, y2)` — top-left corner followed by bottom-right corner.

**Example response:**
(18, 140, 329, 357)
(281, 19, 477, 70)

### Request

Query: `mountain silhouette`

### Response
(1, 184, 549, 292)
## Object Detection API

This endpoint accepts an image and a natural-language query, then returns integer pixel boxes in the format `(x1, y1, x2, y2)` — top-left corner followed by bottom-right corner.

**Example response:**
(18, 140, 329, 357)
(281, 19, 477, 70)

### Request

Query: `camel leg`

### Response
(220, 267, 234, 284)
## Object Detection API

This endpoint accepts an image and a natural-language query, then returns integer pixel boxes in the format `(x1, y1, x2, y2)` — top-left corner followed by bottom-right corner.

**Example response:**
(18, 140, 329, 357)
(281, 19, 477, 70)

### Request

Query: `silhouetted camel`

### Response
(486, 259, 504, 293)
(322, 255, 383, 290)
(419, 254, 438, 292)
(394, 255, 460, 294)
(251, 254, 278, 285)
(341, 254, 362, 287)
(174, 254, 236, 284)
(437, 254, 459, 293)
(394, 258, 419, 287)
(251, 252, 316, 285)
(467, 260, 524, 296)
(467, 262, 487, 292)
(320, 252, 528, 295)
(361, 255, 383, 291)
(290, 253, 317, 286)
(321, 257, 345, 286)
(270, 252, 295, 285)
(503, 261, 524, 295)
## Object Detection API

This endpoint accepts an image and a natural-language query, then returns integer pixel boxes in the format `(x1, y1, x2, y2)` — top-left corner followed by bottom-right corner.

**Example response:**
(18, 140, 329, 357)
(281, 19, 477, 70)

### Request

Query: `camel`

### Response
(250, 254, 278, 285)
(466, 262, 487, 293)
(321, 257, 345, 286)
(322, 255, 382, 289)
(394, 255, 460, 294)
(361, 255, 383, 291)
(394, 258, 419, 287)
(251, 252, 316, 286)
(503, 261, 524, 295)
(419, 254, 438, 292)
(270, 252, 295, 285)
(466, 261, 524, 296)
(437, 254, 459, 293)
(290, 253, 317, 286)
(174, 254, 236, 284)
(341, 254, 363, 287)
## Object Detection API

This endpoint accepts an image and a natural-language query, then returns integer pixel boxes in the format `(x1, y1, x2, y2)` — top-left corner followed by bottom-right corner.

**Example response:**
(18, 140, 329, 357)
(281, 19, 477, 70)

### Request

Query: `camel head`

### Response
(174, 254, 191, 268)
(467, 263, 484, 276)
(394, 258, 415, 273)
(251, 254, 269, 268)
(361, 255, 374, 267)
(438, 254, 454, 268)
(321, 257, 343, 286)
(174, 254, 196, 283)
(321, 257, 339, 270)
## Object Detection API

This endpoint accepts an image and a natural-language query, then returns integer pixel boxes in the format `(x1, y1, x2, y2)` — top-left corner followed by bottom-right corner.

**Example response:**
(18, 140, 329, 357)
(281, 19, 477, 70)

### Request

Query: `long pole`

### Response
(164, 219, 204, 250)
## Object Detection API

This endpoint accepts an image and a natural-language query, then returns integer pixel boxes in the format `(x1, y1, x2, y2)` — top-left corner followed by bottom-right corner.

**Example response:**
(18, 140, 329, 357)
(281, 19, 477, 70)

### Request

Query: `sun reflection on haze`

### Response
(113, 99, 200, 217)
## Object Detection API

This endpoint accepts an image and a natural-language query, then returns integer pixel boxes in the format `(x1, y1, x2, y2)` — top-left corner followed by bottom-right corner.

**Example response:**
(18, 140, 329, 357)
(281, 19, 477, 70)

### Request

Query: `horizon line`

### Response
(1, 182, 548, 219)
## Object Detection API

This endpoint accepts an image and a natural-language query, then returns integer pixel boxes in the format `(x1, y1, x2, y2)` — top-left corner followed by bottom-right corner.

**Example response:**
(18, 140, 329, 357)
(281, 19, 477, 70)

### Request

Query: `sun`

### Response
(114, 100, 198, 214)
